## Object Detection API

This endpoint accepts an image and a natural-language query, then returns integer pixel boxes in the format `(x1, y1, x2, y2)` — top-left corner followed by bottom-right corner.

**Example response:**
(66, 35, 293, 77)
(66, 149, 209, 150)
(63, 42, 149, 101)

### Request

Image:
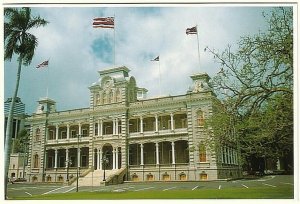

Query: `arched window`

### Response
(199, 143, 206, 162)
(47, 175, 52, 182)
(179, 173, 187, 181)
(32, 176, 38, 182)
(96, 94, 100, 105)
(132, 174, 139, 181)
(197, 110, 205, 126)
(109, 91, 113, 103)
(146, 173, 154, 181)
(162, 172, 170, 181)
(103, 93, 107, 104)
(116, 89, 122, 102)
(34, 154, 39, 168)
(200, 172, 208, 180)
(35, 128, 41, 141)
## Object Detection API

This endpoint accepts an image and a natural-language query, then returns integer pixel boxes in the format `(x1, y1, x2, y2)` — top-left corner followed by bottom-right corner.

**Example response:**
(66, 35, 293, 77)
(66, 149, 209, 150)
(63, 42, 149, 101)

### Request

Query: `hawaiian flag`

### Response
(186, 26, 197, 35)
(36, 60, 49, 68)
(151, 56, 159, 61)
(93, 17, 114, 29)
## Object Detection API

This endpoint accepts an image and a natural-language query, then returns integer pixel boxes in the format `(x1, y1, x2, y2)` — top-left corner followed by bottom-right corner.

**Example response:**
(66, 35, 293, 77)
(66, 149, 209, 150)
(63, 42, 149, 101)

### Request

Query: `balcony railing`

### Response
(129, 128, 187, 137)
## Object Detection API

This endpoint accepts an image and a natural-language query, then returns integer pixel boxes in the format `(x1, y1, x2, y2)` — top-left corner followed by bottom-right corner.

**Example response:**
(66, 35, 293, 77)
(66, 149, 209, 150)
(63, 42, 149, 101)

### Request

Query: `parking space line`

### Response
(63, 187, 76, 193)
(280, 182, 293, 185)
(163, 187, 176, 191)
(42, 186, 69, 195)
(263, 183, 276, 187)
(134, 187, 154, 192)
(218, 185, 222, 189)
(192, 186, 198, 190)
(25, 192, 32, 196)
(241, 184, 249, 188)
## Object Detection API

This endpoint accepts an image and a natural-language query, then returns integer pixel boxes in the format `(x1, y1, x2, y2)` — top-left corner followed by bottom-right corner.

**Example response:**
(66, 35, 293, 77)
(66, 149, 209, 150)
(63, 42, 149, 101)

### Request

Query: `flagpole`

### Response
(113, 14, 116, 67)
(158, 58, 161, 97)
(46, 58, 50, 98)
(196, 25, 201, 72)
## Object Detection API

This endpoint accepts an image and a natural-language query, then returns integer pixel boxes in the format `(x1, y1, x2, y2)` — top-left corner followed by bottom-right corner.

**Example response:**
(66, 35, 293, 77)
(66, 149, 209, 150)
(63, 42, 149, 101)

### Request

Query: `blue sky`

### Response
(4, 5, 279, 114)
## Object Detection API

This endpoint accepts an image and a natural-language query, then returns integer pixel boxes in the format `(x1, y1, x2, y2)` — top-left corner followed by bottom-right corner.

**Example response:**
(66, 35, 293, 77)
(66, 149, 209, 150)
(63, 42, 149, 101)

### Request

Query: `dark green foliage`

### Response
(205, 7, 293, 171)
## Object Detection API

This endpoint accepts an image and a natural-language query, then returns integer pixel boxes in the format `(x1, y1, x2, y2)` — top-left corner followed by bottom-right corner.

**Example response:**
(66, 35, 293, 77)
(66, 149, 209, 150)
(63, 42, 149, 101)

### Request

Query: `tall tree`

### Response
(205, 7, 293, 172)
(4, 7, 48, 198)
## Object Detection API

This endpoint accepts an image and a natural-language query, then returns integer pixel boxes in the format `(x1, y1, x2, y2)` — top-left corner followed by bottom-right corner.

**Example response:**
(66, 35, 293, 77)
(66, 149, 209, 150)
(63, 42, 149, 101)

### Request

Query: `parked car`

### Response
(14, 178, 27, 182)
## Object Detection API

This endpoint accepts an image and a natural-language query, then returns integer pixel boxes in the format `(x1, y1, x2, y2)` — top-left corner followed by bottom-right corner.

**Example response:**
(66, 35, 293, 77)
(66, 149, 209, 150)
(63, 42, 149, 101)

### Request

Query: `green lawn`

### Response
(11, 186, 293, 200)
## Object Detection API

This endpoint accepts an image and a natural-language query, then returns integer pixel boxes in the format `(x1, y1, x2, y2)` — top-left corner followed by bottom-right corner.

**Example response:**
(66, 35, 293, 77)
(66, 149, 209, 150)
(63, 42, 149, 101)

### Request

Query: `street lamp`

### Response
(76, 134, 81, 192)
(65, 159, 72, 184)
(102, 156, 109, 181)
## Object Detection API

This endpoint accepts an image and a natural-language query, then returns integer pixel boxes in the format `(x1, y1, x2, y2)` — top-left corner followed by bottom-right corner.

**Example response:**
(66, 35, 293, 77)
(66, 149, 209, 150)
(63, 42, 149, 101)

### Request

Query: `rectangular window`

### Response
(81, 155, 87, 167)
(94, 123, 98, 135)
(82, 129, 88, 137)
(181, 118, 187, 128)
(71, 130, 77, 138)
(61, 131, 67, 139)
(199, 144, 206, 162)
(49, 130, 55, 140)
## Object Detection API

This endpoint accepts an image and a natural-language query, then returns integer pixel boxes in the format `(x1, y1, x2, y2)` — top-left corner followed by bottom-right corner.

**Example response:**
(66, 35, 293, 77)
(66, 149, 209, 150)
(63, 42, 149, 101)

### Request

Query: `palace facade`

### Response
(26, 66, 240, 184)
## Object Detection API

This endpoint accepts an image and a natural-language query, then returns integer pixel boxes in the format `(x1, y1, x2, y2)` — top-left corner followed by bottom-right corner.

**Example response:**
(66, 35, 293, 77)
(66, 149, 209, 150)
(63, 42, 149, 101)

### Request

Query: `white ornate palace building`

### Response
(26, 66, 240, 184)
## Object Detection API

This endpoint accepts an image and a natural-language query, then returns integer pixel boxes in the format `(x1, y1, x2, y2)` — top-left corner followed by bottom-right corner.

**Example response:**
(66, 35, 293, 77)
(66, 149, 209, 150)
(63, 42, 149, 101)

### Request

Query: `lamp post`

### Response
(102, 156, 109, 181)
(76, 134, 81, 192)
(65, 159, 72, 184)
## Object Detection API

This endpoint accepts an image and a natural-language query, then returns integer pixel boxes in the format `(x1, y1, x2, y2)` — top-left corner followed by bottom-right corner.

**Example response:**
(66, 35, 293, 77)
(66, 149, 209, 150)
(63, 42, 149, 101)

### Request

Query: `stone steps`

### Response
(72, 169, 119, 186)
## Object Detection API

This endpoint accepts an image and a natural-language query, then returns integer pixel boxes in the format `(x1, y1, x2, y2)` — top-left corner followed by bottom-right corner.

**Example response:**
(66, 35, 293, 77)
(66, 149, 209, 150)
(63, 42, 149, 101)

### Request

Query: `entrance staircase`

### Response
(71, 168, 126, 186)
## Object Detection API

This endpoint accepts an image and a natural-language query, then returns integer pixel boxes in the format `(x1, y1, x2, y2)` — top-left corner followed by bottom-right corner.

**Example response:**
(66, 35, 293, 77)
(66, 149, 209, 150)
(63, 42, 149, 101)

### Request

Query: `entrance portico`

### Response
(94, 144, 122, 170)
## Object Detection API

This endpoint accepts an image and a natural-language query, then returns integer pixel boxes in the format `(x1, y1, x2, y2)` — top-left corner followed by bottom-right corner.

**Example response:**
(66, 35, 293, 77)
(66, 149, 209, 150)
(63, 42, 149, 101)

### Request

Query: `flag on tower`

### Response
(36, 60, 49, 68)
(186, 26, 197, 35)
(151, 56, 159, 61)
(93, 17, 115, 29)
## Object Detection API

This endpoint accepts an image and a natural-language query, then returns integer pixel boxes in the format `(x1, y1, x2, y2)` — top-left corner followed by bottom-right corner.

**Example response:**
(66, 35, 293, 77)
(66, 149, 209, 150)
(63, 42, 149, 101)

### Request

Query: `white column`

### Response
(100, 120, 103, 136)
(99, 148, 103, 170)
(156, 143, 159, 165)
(116, 147, 119, 169)
(78, 123, 82, 136)
(171, 141, 175, 165)
(155, 115, 159, 132)
(77, 148, 81, 167)
(55, 125, 59, 140)
(66, 124, 70, 140)
(112, 149, 116, 169)
(170, 113, 174, 130)
(96, 148, 100, 170)
(116, 119, 119, 135)
(140, 116, 143, 133)
(97, 120, 100, 137)
(140, 144, 144, 166)
(65, 149, 69, 167)
(54, 149, 58, 168)
(113, 119, 116, 135)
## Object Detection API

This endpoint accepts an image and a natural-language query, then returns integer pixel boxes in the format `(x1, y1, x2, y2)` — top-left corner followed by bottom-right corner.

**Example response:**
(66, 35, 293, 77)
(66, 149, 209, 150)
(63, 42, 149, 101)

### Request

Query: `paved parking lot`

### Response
(7, 175, 294, 198)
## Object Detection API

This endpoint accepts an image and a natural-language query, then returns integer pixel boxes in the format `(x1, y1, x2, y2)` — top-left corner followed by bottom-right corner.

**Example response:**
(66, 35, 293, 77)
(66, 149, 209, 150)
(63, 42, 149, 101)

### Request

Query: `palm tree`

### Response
(4, 7, 48, 198)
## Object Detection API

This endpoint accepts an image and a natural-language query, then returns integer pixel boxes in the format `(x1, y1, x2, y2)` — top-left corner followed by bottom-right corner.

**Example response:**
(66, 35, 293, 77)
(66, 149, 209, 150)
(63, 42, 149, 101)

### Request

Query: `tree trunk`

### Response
(4, 55, 23, 199)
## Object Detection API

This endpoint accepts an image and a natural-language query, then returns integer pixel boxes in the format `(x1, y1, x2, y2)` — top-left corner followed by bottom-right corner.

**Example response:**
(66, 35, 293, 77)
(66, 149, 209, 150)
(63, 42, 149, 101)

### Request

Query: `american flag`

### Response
(151, 56, 159, 61)
(93, 17, 114, 29)
(36, 60, 49, 68)
(186, 26, 197, 35)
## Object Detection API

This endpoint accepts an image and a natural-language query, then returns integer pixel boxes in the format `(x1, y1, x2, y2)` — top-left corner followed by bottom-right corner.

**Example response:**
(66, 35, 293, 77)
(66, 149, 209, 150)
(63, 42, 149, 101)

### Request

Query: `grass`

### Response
(11, 186, 293, 200)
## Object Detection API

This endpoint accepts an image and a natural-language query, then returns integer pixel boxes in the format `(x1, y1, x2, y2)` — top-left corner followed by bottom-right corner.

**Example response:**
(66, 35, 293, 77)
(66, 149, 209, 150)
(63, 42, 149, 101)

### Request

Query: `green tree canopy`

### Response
(206, 7, 293, 172)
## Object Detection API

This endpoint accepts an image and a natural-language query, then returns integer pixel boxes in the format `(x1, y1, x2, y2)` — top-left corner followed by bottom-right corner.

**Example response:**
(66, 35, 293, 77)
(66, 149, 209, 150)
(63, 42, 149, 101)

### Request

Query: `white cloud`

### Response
(4, 5, 273, 114)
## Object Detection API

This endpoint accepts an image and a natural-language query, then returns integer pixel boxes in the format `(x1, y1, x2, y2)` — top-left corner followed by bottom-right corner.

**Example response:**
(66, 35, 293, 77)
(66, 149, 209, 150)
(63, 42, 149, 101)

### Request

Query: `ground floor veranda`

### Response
(29, 140, 240, 183)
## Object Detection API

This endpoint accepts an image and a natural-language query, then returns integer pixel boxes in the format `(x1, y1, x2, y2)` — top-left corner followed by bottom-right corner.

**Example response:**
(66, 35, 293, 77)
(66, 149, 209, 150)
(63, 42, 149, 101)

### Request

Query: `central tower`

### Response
(89, 66, 139, 107)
